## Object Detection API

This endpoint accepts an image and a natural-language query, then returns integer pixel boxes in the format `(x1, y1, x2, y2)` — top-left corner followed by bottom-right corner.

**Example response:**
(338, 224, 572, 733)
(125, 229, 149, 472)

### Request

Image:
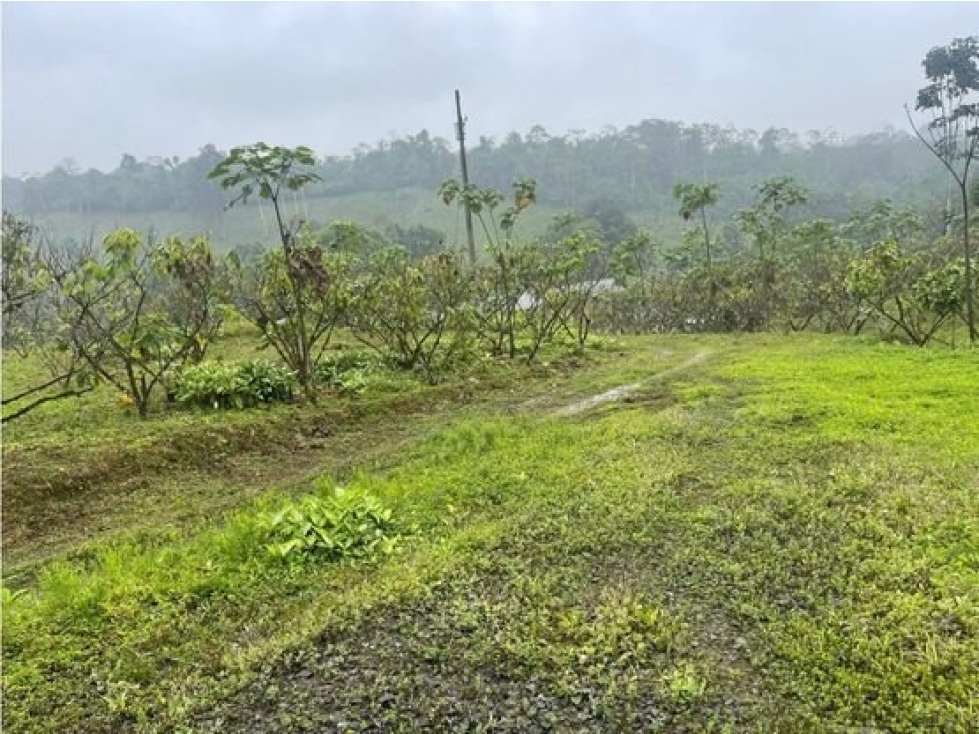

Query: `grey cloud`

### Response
(2, 2, 976, 175)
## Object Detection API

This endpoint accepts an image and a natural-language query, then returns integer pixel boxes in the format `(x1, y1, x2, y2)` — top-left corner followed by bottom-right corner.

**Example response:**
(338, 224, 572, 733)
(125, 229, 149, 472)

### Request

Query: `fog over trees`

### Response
(0, 121, 951, 228)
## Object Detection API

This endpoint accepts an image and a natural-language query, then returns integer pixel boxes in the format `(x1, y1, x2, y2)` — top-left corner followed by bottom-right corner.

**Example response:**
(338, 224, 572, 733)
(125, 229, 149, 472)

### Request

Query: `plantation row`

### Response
(2, 148, 974, 425)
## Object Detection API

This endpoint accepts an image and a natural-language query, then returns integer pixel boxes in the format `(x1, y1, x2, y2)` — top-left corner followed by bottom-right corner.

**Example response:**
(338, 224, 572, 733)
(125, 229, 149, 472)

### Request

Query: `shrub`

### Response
(174, 359, 297, 409)
(347, 248, 475, 376)
(236, 359, 298, 403)
(314, 350, 380, 395)
(264, 486, 399, 563)
(846, 240, 965, 346)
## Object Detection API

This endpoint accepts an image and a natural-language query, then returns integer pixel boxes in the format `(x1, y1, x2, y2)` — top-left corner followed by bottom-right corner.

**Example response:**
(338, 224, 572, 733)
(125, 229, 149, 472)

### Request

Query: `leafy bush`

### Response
(318, 349, 379, 374)
(174, 361, 241, 408)
(845, 240, 964, 346)
(264, 486, 399, 563)
(314, 350, 379, 395)
(174, 359, 297, 409)
(347, 248, 475, 376)
(43, 229, 228, 418)
(236, 359, 298, 403)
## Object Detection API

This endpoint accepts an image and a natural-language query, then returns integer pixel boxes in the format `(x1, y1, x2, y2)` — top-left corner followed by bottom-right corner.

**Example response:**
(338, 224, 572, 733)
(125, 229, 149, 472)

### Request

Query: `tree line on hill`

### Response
(1, 121, 949, 225)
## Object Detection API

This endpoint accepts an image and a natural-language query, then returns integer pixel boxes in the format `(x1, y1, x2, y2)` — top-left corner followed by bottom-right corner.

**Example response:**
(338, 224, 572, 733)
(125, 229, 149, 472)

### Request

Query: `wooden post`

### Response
(455, 89, 476, 266)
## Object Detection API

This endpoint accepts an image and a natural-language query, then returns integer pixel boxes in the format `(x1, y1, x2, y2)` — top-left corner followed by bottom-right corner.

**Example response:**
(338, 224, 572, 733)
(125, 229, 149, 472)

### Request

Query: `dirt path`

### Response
(553, 350, 711, 417)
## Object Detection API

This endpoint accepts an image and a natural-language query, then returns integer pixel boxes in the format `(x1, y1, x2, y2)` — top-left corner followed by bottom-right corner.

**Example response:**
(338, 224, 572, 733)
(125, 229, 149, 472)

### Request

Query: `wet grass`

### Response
(2, 334, 977, 732)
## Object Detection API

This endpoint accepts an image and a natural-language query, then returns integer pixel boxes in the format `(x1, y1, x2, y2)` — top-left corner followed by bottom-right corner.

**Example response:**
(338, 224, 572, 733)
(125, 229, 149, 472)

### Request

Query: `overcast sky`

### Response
(2, 2, 975, 176)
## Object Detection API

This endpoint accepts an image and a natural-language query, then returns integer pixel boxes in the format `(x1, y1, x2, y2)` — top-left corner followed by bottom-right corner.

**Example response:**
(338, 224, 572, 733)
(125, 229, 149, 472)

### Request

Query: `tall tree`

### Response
(735, 177, 809, 329)
(739, 177, 809, 260)
(673, 182, 720, 272)
(905, 35, 979, 342)
(209, 144, 330, 394)
(208, 143, 320, 250)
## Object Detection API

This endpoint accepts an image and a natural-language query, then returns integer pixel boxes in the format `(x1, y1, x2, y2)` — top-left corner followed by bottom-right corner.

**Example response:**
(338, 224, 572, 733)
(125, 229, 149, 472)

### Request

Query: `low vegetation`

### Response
(173, 359, 298, 410)
(3, 334, 977, 732)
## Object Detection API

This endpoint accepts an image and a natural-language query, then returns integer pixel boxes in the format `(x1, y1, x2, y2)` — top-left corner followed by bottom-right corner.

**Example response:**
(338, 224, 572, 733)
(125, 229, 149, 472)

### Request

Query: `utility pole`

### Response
(455, 89, 476, 266)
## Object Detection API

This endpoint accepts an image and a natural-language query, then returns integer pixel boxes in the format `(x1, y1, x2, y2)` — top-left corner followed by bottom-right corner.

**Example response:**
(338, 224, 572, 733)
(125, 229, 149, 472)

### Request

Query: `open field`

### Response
(2, 333, 978, 732)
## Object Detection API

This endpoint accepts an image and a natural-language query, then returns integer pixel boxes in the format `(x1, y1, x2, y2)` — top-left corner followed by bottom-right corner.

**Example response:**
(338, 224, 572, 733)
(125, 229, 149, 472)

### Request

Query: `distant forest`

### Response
(1, 119, 950, 236)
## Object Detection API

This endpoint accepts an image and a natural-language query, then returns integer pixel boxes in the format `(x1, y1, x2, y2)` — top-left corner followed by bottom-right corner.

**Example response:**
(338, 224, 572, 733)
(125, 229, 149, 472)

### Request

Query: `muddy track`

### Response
(553, 350, 712, 417)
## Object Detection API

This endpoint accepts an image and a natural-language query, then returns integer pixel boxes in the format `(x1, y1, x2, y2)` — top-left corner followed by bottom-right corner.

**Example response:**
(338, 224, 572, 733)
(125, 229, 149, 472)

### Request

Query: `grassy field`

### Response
(2, 333, 977, 732)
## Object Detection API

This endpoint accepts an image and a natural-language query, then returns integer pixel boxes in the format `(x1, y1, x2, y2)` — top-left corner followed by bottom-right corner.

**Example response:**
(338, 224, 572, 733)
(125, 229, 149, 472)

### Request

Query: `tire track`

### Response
(553, 350, 712, 417)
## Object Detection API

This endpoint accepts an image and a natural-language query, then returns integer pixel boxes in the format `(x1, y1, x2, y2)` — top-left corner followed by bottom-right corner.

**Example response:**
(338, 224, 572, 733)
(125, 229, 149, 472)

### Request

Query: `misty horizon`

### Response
(1, 117, 925, 180)
(3, 2, 976, 178)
